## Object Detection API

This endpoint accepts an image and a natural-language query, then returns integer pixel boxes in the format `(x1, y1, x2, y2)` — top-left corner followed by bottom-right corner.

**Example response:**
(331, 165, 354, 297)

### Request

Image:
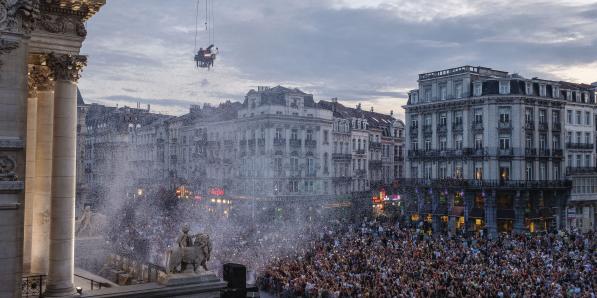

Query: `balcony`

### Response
(207, 140, 219, 147)
(524, 121, 534, 130)
(355, 149, 366, 155)
(273, 138, 286, 146)
(452, 122, 463, 131)
(224, 140, 234, 147)
(410, 128, 419, 137)
(239, 139, 247, 146)
(248, 139, 256, 146)
(257, 138, 266, 146)
(396, 178, 572, 190)
(538, 148, 550, 157)
(423, 125, 433, 135)
(472, 121, 483, 131)
(552, 149, 563, 158)
(538, 122, 548, 131)
(552, 122, 561, 131)
(394, 155, 403, 162)
(289, 139, 302, 148)
(369, 160, 382, 169)
(525, 148, 537, 157)
(333, 176, 352, 184)
(498, 121, 511, 130)
(305, 139, 317, 148)
(369, 141, 382, 150)
(436, 124, 448, 134)
(355, 169, 367, 177)
(566, 143, 594, 150)
(498, 148, 513, 157)
(332, 153, 351, 160)
(566, 167, 597, 175)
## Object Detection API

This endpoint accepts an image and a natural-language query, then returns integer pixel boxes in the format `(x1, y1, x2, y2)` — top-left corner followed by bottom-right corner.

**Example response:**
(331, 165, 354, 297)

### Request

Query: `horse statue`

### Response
(166, 226, 212, 274)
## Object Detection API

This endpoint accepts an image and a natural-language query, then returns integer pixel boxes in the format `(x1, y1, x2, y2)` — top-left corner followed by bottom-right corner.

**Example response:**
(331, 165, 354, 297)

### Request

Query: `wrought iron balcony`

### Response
(498, 121, 511, 130)
(423, 125, 433, 135)
(552, 122, 561, 131)
(355, 149, 366, 155)
(239, 139, 247, 146)
(552, 149, 563, 158)
(305, 139, 317, 148)
(566, 143, 594, 150)
(333, 176, 352, 183)
(436, 124, 448, 134)
(273, 138, 286, 146)
(369, 160, 382, 169)
(369, 141, 382, 150)
(566, 167, 597, 175)
(410, 125, 418, 131)
(332, 153, 351, 160)
(524, 121, 535, 130)
(538, 122, 548, 131)
(452, 122, 463, 131)
(257, 138, 266, 146)
(248, 139, 256, 146)
(355, 169, 367, 177)
(224, 140, 234, 147)
(525, 148, 537, 157)
(472, 121, 483, 131)
(498, 148, 513, 156)
(410, 128, 419, 137)
(538, 148, 550, 157)
(289, 139, 302, 148)
(396, 178, 572, 190)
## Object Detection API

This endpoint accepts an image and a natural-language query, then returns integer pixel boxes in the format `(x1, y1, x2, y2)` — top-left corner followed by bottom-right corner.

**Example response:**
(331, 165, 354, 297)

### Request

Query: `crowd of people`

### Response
(259, 219, 596, 297)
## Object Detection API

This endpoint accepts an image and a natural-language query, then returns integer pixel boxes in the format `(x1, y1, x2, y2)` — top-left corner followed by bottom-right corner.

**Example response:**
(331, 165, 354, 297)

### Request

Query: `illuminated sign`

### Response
(209, 187, 225, 196)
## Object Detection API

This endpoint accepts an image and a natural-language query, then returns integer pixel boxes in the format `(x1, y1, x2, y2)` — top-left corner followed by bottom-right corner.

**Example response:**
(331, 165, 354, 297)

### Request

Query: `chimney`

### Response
(356, 103, 361, 110)
(332, 97, 338, 103)
(370, 107, 374, 112)
(390, 110, 394, 116)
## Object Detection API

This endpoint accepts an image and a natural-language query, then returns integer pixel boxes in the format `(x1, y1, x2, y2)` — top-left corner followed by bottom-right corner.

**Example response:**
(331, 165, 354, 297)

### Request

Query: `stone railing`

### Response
(566, 167, 597, 175)
(524, 121, 534, 130)
(566, 143, 594, 150)
(332, 153, 351, 160)
(369, 160, 382, 169)
(273, 138, 286, 146)
(552, 122, 562, 131)
(538, 122, 548, 131)
(354, 149, 366, 155)
(395, 178, 571, 190)
(498, 121, 511, 130)
(452, 122, 463, 131)
(369, 142, 382, 150)
(289, 139, 302, 148)
(305, 139, 317, 148)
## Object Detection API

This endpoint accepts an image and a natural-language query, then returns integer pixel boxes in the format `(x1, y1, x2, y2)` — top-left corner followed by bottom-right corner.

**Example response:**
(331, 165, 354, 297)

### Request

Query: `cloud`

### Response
(79, 0, 597, 117)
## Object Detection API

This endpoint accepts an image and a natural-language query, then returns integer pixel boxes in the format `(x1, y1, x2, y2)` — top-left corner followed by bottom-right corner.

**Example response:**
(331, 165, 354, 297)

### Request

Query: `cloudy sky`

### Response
(78, 0, 597, 118)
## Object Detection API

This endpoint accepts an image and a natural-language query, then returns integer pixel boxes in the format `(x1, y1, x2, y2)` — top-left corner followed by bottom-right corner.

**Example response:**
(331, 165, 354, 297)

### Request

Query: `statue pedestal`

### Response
(158, 271, 220, 286)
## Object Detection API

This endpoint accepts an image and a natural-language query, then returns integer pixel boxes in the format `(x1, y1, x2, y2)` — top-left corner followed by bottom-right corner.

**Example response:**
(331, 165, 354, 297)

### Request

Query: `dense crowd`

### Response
(259, 220, 596, 297)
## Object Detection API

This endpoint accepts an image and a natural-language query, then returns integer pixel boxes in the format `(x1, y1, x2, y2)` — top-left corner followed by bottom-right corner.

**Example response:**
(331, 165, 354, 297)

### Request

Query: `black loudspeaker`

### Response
(223, 263, 246, 290)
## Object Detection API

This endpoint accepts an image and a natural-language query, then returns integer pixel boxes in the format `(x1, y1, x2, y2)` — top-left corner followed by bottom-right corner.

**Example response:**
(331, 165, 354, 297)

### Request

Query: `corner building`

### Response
(403, 66, 597, 237)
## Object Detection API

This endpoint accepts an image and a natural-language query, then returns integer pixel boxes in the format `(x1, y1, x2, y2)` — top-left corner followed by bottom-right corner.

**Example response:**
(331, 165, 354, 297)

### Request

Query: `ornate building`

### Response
(403, 66, 596, 237)
(0, 0, 105, 296)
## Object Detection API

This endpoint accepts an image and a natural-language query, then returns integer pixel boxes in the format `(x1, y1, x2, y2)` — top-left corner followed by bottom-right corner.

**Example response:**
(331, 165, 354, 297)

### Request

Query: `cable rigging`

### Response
(194, 0, 218, 70)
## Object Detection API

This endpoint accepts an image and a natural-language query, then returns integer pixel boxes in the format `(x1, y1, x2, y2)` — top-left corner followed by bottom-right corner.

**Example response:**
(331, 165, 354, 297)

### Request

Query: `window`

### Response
(526, 164, 533, 180)
(307, 158, 315, 176)
(475, 163, 483, 180)
(475, 134, 483, 149)
(439, 137, 447, 150)
(586, 112, 591, 125)
(499, 81, 510, 94)
(455, 81, 463, 98)
(439, 164, 447, 178)
(454, 135, 463, 149)
(540, 163, 546, 180)
(585, 154, 591, 167)
(454, 163, 463, 178)
(576, 154, 581, 167)
(440, 84, 447, 100)
(439, 113, 447, 126)
(539, 109, 546, 124)
(424, 87, 432, 101)
(576, 111, 581, 124)
(553, 165, 560, 179)
(552, 111, 560, 124)
(425, 139, 431, 151)
(412, 141, 418, 150)
(567, 110, 573, 124)
(499, 135, 510, 149)
(576, 132, 582, 143)
(585, 132, 591, 144)
(567, 132, 572, 144)
(553, 135, 560, 149)
(525, 108, 533, 123)
(474, 83, 482, 96)
(291, 129, 298, 140)
(568, 154, 573, 167)
(539, 84, 546, 97)
(323, 130, 329, 144)
(306, 130, 313, 141)
(454, 111, 463, 124)
(424, 115, 432, 125)
(290, 157, 299, 172)
(352, 139, 356, 150)
(425, 164, 432, 179)
(474, 109, 483, 123)
(274, 158, 283, 173)
(323, 153, 329, 173)
(500, 166, 510, 181)
(526, 135, 533, 149)
(539, 134, 546, 149)
(411, 118, 418, 128)
(499, 107, 510, 123)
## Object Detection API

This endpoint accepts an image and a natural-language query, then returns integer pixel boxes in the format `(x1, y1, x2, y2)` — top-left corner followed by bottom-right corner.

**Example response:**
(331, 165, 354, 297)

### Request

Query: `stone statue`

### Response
(75, 205, 107, 237)
(166, 226, 212, 274)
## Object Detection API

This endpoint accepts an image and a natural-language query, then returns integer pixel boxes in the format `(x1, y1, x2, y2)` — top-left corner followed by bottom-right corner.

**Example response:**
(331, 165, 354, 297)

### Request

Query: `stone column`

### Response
(432, 190, 440, 234)
(513, 191, 525, 234)
(485, 190, 497, 239)
(0, 4, 37, 296)
(44, 54, 86, 297)
(23, 69, 38, 273)
(447, 191, 456, 234)
(30, 63, 54, 274)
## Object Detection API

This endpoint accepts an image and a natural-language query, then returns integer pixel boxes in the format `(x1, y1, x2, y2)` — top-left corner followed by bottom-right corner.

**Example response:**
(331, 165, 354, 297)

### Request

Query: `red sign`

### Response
(209, 187, 225, 196)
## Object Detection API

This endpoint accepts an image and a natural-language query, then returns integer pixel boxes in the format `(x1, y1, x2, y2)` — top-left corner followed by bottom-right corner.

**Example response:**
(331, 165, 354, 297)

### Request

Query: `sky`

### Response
(78, 0, 597, 118)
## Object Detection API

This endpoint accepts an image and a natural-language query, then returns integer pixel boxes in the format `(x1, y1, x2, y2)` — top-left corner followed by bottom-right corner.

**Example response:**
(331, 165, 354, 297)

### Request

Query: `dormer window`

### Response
(526, 82, 532, 95)
(454, 81, 463, 98)
(499, 81, 510, 95)
(539, 84, 546, 97)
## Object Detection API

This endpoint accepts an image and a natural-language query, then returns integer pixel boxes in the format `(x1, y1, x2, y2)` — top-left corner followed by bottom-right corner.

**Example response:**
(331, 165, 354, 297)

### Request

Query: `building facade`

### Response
(403, 66, 597, 236)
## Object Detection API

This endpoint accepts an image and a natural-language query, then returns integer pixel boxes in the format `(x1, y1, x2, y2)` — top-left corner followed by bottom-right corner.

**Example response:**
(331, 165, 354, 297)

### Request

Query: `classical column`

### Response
(513, 191, 525, 234)
(431, 190, 440, 234)
(447, 191, 456, 234)
(44, 53, 86, 297)
(485, 190, 497, 239)
(0, 3, 37, 296)
(30, 63, 54, 274)
(23, 65, 39, 273)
